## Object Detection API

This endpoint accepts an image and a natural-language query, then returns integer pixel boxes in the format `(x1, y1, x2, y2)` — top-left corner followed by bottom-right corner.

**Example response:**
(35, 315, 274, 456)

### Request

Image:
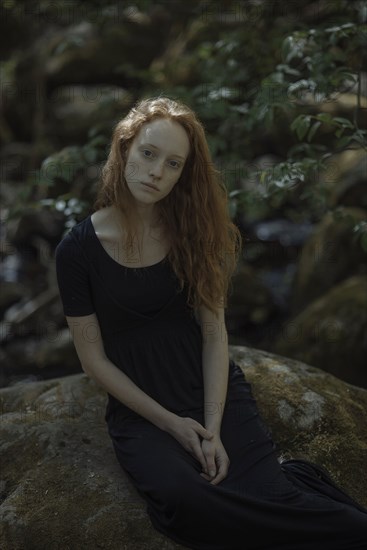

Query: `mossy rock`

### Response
(1, 346, 366, 549)
(273, 275, 367, 388)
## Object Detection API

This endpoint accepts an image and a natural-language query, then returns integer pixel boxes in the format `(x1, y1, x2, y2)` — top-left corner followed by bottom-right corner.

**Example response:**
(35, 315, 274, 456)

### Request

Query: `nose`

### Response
(149, 159, 164, 179)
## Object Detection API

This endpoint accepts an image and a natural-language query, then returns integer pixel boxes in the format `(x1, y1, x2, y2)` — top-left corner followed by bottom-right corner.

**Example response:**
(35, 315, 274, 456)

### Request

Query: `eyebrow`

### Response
(141, 142, 186, 161)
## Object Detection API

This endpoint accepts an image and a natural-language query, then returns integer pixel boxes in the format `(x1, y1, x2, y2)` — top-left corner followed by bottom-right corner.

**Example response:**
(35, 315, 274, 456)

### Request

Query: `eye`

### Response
(168, 160, 181, 169)
(142, 149, 154, 159)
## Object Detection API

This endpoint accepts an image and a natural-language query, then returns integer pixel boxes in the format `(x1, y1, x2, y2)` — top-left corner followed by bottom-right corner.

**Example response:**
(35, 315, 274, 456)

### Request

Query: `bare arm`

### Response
(65, 312, 215, 474)
(195, 301, 231, 484)
(66, 313, 177, 432)
(196, 301, 230, 435)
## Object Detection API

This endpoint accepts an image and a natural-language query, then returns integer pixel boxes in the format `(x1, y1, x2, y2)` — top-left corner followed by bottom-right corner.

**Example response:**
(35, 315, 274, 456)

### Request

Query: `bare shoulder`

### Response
(91, 206, 122, 240)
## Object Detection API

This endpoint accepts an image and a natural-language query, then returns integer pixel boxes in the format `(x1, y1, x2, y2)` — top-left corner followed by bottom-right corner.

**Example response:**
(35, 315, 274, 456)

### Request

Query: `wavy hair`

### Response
(93, 96, 243, 318)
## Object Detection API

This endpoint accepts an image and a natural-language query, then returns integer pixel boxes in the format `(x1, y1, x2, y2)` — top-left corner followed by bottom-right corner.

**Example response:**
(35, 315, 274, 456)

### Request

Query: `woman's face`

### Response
(124, 118, 190, 204)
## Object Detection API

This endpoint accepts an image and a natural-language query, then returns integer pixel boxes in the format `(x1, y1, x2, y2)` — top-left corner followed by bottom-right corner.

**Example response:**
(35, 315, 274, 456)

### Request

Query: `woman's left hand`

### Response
(200, 434, 230, 485)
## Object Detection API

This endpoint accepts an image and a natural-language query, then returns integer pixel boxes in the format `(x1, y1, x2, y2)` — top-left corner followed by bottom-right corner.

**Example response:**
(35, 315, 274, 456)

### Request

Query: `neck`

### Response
(137, 208, 160, 230)
(110, 204, 162, 235)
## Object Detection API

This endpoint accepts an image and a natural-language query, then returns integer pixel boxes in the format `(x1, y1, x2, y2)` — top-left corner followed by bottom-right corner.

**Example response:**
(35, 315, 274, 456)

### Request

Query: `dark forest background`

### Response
(0, 0, 366, 389)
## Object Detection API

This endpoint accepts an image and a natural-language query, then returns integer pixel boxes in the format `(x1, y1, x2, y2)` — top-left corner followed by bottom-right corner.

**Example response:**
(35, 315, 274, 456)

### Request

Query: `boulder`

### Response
(1, 346, 366, 549)
(323, 148, 367, 209)
(272, 275, 367, 389)
(290, 207, 367, 313)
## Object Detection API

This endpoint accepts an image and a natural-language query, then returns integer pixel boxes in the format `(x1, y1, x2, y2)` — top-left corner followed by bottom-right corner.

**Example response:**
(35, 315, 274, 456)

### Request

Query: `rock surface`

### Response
(274, 275, 367, 389)
(1, 346, 366, 549)
(290, 207, 367, 313)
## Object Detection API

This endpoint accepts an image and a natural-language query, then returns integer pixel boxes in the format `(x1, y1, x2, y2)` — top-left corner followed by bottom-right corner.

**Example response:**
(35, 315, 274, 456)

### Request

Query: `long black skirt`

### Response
(107, 380, 367, 550)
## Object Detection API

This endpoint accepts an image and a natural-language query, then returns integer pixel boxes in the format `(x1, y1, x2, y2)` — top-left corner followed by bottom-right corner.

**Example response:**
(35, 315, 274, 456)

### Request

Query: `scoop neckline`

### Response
(88, 214, 169, 270)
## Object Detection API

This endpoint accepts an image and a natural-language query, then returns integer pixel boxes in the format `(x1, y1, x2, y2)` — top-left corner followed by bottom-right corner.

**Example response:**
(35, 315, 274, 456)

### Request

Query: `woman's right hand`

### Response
(166, 415, 214, 474)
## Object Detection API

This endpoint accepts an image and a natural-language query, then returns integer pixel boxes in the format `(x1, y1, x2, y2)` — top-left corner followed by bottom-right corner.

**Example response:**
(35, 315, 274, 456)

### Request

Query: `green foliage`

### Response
(7, 130, 108, 227)
(290, 113, 366, 148)
(5, 0, 365, 252)
(188, 15, 366, 246)
(38, 132, 108, 224)
(39, 133, 108, 186)
(161, 7, 365, 213)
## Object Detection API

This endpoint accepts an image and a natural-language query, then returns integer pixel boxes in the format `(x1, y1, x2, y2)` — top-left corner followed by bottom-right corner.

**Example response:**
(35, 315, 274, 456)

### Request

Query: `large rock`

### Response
(1, 346, 366, 549)
(290, 207, 367, 313)
(273, 275, 367, 389)
(323, 148, 367, 209)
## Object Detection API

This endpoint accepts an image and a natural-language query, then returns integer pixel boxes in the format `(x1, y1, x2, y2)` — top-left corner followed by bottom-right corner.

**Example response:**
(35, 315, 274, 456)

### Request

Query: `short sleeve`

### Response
(54, 231, 95, 317)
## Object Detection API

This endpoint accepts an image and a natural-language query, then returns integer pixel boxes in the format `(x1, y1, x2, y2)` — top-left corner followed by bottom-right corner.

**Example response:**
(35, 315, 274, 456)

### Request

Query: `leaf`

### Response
(260, 171, 268, 185)
(287, 79, 316, 98)
(307, 121, 322, 142)
(228, 190, 244, 198)
(351, 131, 367, 147)
(315, 113, 334, 124)
(333, 117, 354, 129)
(337, 135, 352, 148)
(296, 116, 311, 141)
(281, 36, 293, 63)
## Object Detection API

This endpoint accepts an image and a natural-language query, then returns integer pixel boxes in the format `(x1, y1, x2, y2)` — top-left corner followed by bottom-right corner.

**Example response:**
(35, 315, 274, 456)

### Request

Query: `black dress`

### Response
(55, 214, 367, 550)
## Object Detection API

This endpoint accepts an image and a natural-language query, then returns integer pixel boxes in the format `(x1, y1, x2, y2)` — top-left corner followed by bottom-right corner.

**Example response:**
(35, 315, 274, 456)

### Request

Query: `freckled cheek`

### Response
(166, 174, 181, 190)
(125, 156, 145, 183)
(124, 169, 134, 184)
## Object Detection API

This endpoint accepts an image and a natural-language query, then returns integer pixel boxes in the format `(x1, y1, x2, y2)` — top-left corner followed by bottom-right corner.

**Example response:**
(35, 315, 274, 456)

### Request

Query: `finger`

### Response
(200, 470, 215, 479)
(200, 471, 223, 484)
(210, 473, 224, 485)
(192, 440, 209, 473)
(200, 461, 216, 480)
(209, 464, 229, 485)
(197, 424, 213, 440)
(201, 447, 216, 476)
(205, 461, 216, 479)
(201, 445, 216, 474)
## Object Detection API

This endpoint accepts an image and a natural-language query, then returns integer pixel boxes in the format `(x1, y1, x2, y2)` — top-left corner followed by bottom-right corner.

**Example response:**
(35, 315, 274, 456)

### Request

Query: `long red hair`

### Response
(93, 96, 242, 317)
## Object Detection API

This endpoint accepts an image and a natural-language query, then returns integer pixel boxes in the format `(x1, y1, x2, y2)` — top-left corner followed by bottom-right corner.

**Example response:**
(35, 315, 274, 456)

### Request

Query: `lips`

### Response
(141, 182, 159, 191)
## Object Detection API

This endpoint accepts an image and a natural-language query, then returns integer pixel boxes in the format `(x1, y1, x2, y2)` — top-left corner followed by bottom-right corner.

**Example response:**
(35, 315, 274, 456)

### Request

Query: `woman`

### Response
(55, 96, 367, 549)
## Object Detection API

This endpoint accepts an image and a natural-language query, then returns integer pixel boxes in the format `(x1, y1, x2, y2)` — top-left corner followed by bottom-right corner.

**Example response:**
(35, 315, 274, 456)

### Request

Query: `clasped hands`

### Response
(168, 415, 230, 486)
